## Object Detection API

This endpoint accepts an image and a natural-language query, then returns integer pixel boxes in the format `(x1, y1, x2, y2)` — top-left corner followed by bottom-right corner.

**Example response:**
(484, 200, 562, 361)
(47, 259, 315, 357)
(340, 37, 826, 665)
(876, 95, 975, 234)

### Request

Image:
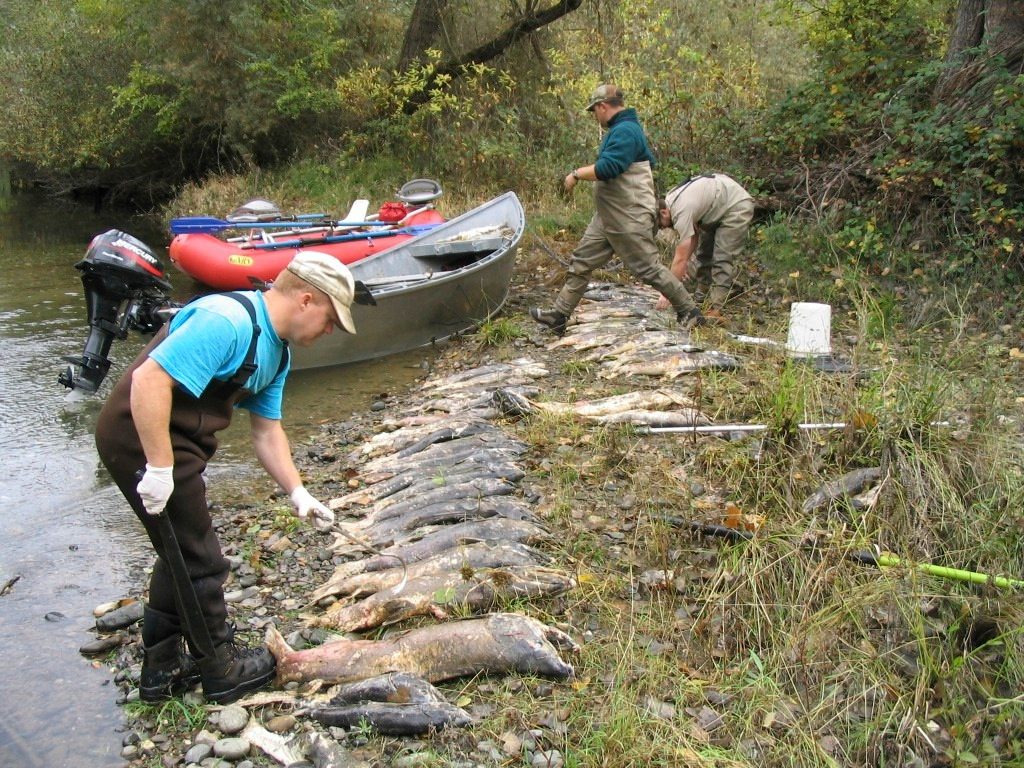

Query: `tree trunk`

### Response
(936, 0, 1024, 100)
(943, 0, 985, 62)
(399, 0, 452, 70)
(983, 0, 1024, 59)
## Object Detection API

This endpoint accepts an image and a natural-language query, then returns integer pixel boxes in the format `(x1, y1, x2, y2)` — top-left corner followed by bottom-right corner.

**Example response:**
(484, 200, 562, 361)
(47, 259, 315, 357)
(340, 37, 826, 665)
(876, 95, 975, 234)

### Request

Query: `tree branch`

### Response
(400, 0, 583, 114)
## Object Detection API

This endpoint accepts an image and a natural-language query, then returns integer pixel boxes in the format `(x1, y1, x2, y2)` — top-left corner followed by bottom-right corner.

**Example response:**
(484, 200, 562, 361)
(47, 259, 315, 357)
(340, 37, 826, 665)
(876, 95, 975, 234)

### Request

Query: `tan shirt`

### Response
(665, 174, 752, 240)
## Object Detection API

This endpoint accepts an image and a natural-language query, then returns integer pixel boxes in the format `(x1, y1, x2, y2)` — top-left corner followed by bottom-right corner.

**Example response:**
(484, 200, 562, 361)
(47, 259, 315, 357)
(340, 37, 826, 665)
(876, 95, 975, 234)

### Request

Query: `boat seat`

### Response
(345, 199, 370, 222)
(396, 179, 443, 205)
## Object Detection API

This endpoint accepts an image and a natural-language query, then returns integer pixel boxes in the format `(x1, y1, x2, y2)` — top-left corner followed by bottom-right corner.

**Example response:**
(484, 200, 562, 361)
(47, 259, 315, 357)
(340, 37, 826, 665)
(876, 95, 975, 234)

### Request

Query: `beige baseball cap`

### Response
(585, 83, 623, 111)
(286, 251, 357, 334)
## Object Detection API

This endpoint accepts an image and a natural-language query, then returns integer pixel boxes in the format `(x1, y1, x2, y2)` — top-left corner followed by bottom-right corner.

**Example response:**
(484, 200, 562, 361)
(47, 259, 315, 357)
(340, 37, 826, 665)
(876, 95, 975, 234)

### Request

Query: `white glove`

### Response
(290, 485, 335, 531)
(137, 464, 174, 516)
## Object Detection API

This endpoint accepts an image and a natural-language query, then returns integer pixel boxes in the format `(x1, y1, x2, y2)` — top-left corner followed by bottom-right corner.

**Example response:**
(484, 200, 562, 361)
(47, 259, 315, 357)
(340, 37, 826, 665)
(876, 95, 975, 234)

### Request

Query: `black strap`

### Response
(222, 292, 261, 388)
(217, 292, 289, 391)
(664, 173, 717, 208)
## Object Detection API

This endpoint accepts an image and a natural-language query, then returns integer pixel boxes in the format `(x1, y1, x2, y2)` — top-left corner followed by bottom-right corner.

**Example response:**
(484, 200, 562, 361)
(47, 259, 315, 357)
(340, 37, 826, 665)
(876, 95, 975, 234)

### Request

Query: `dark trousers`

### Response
(94, 332, 236, 647)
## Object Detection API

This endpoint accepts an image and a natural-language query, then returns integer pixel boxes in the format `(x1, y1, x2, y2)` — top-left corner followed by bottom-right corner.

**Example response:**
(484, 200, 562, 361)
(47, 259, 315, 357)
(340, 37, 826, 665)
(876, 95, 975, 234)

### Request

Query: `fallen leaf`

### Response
(742, 514, 766, 532)
(850, 410, 878, 429)
(723, 503, 744, 529)
(1009, 348, 1024, 360)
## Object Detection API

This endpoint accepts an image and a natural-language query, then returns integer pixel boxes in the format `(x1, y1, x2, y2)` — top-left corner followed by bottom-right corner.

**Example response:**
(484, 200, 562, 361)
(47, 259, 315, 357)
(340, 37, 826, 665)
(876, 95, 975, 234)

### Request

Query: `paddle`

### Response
(241, 224, 442, 251)
(170, 215, 399, 235)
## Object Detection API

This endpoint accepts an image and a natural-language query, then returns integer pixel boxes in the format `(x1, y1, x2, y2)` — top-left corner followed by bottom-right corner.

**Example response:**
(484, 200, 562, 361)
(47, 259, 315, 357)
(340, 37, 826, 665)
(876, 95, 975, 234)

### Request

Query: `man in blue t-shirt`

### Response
(95, 250, 356, 705)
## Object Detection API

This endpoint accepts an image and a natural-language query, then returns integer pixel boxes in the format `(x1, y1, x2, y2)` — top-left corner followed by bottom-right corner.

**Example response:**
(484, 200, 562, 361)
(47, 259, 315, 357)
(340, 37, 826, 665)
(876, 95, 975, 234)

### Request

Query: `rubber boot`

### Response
(139, 607, 201, 702)
(677, 307, 708, 330)
(707, 286, 730, 310)
(198, 632, 276, 705)
(530, 307, 567, 336)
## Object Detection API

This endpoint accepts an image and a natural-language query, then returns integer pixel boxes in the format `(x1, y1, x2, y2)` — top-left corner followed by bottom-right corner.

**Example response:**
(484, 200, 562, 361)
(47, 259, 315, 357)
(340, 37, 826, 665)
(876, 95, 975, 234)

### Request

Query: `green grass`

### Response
(123, 696, 207, 733)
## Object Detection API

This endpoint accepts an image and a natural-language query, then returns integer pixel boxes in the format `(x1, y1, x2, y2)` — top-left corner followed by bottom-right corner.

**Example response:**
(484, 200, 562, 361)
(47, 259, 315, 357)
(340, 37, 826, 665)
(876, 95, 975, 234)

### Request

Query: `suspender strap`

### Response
(220, 292, 290, 389)
(222, 292, 261, 388)
(664, 173, 717, 210)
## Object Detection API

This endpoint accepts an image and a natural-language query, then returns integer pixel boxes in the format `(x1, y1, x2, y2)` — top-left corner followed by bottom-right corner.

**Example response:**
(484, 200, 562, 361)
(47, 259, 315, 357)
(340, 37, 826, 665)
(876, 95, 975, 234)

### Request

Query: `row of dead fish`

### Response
(260, 296, 747, 742)
(263, 359, 582, 738)
(551, 284, 740, 380)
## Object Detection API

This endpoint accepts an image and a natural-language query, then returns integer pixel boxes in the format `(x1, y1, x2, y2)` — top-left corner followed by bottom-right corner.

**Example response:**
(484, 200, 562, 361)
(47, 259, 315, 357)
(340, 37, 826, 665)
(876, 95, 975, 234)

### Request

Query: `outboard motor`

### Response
(59, 230, 176, 395)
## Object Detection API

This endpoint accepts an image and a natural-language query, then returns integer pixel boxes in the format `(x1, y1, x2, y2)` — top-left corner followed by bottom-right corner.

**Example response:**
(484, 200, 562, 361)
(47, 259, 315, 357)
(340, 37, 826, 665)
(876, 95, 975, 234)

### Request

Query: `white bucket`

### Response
(786, 302, 832, 357)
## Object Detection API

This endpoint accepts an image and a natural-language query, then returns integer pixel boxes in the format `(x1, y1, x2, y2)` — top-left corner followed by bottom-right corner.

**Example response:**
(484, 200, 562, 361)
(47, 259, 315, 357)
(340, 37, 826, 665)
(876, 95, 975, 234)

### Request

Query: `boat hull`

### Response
(169, 209, 445, 290)
(291, 191, 525, 370)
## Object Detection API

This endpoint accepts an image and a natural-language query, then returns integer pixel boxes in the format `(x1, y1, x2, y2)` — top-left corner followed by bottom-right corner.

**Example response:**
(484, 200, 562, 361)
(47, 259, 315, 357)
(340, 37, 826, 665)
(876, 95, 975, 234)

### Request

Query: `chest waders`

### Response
(95, 293, 287, 698)
(554, 162, 699, 318)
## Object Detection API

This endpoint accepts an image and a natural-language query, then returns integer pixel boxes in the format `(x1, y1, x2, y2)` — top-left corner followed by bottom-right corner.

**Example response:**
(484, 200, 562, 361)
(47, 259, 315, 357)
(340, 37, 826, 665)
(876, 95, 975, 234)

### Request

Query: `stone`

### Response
(217, 705, 249, 735)
(183, 743, 212, 764)
(531, 750, 564, 768)
(79, 634, 125, 656)
(393, 753, 439, 768)
(193, 729, 218, 745)
(95, 601, 144, 631)
(266, 715, 296, 733)
(213, 737, 251, 760)
(641, 696, 677, 720)
(500, 731, 523, 755)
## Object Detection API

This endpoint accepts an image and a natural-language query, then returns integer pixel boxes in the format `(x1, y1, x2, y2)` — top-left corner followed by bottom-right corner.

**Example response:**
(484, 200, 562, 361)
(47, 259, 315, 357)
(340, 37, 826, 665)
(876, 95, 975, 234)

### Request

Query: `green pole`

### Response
(871, 553, 1024, 590)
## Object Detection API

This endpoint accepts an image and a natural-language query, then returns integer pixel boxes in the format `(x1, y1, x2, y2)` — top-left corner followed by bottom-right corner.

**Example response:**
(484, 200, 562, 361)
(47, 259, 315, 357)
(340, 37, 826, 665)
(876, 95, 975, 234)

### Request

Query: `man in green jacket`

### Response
(531, 84, 704, 336)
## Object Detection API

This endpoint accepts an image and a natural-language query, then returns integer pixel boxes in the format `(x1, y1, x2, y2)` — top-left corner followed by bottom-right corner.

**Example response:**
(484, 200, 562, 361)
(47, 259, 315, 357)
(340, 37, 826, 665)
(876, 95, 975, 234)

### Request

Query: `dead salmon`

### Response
(311, 567, 576, 632)
(352, 418, 494, 459)
(547, 329, 634, 352)
(421, 359, 549, 391)
(364, 477, 517, 526)
(311, 541, 550, 602)
(335, 460, 524, 513)
(594, 407, 710, 427)
(801, 467, 883, 514)
(599, 350, 740, 379)
(306, 672, 471, 735)
(321, 518, 551, 582)
(270, 612, 579, 684)
(334, 497, 538, 549)
(362, 444, 529, 480)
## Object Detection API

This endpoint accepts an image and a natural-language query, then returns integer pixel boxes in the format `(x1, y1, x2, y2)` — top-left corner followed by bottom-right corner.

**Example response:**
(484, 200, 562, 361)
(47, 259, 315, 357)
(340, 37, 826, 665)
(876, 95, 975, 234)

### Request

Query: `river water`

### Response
(0, 193, 433, 766)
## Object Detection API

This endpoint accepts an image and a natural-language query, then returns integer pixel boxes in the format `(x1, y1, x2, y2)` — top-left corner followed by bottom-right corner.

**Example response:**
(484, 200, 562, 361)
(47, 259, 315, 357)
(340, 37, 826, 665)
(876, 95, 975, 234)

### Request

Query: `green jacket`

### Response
(594, 108, 656, 181)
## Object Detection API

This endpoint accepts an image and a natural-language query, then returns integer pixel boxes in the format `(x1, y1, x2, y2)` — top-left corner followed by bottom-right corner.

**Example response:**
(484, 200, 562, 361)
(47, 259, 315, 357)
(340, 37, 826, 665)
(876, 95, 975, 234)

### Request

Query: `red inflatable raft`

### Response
(169, 207, 446, 290)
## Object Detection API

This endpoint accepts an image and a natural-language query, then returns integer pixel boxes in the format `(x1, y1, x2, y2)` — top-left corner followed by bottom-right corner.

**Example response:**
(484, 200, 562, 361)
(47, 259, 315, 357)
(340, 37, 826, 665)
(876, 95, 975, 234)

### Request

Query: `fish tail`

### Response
(264, 624, 293, 662)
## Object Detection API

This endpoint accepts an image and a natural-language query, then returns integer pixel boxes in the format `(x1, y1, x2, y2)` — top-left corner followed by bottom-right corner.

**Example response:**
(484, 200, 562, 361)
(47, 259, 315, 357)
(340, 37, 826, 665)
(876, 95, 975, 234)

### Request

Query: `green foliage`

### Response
(751, 0, 1023, 275)
(332, 55, 540, 188)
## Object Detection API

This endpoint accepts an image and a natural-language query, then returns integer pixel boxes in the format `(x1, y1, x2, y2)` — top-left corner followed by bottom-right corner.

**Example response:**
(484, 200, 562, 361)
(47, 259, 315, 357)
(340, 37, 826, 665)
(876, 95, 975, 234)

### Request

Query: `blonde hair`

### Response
(272, 266, 306, 294)
(273, 267, 333, 312)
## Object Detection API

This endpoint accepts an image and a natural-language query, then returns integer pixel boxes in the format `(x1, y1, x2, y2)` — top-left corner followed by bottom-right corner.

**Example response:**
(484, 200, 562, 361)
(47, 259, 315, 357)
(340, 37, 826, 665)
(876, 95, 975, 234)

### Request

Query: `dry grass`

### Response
(443, 265, 1024, 767)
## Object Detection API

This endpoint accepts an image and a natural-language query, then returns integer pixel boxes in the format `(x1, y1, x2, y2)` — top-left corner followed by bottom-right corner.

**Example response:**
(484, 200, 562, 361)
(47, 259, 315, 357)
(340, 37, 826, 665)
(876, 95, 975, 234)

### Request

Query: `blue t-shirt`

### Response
(149, 292, 289, 419)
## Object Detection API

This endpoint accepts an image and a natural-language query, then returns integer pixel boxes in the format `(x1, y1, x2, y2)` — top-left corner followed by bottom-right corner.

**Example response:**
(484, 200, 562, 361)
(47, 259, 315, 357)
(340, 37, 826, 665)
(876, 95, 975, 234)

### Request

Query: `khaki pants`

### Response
(695, 197, 754, 307)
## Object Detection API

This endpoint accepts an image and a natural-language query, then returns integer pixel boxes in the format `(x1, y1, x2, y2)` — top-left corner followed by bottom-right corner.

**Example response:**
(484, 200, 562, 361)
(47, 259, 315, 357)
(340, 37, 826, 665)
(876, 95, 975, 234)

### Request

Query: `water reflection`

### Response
(0, 193, 435, 766)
